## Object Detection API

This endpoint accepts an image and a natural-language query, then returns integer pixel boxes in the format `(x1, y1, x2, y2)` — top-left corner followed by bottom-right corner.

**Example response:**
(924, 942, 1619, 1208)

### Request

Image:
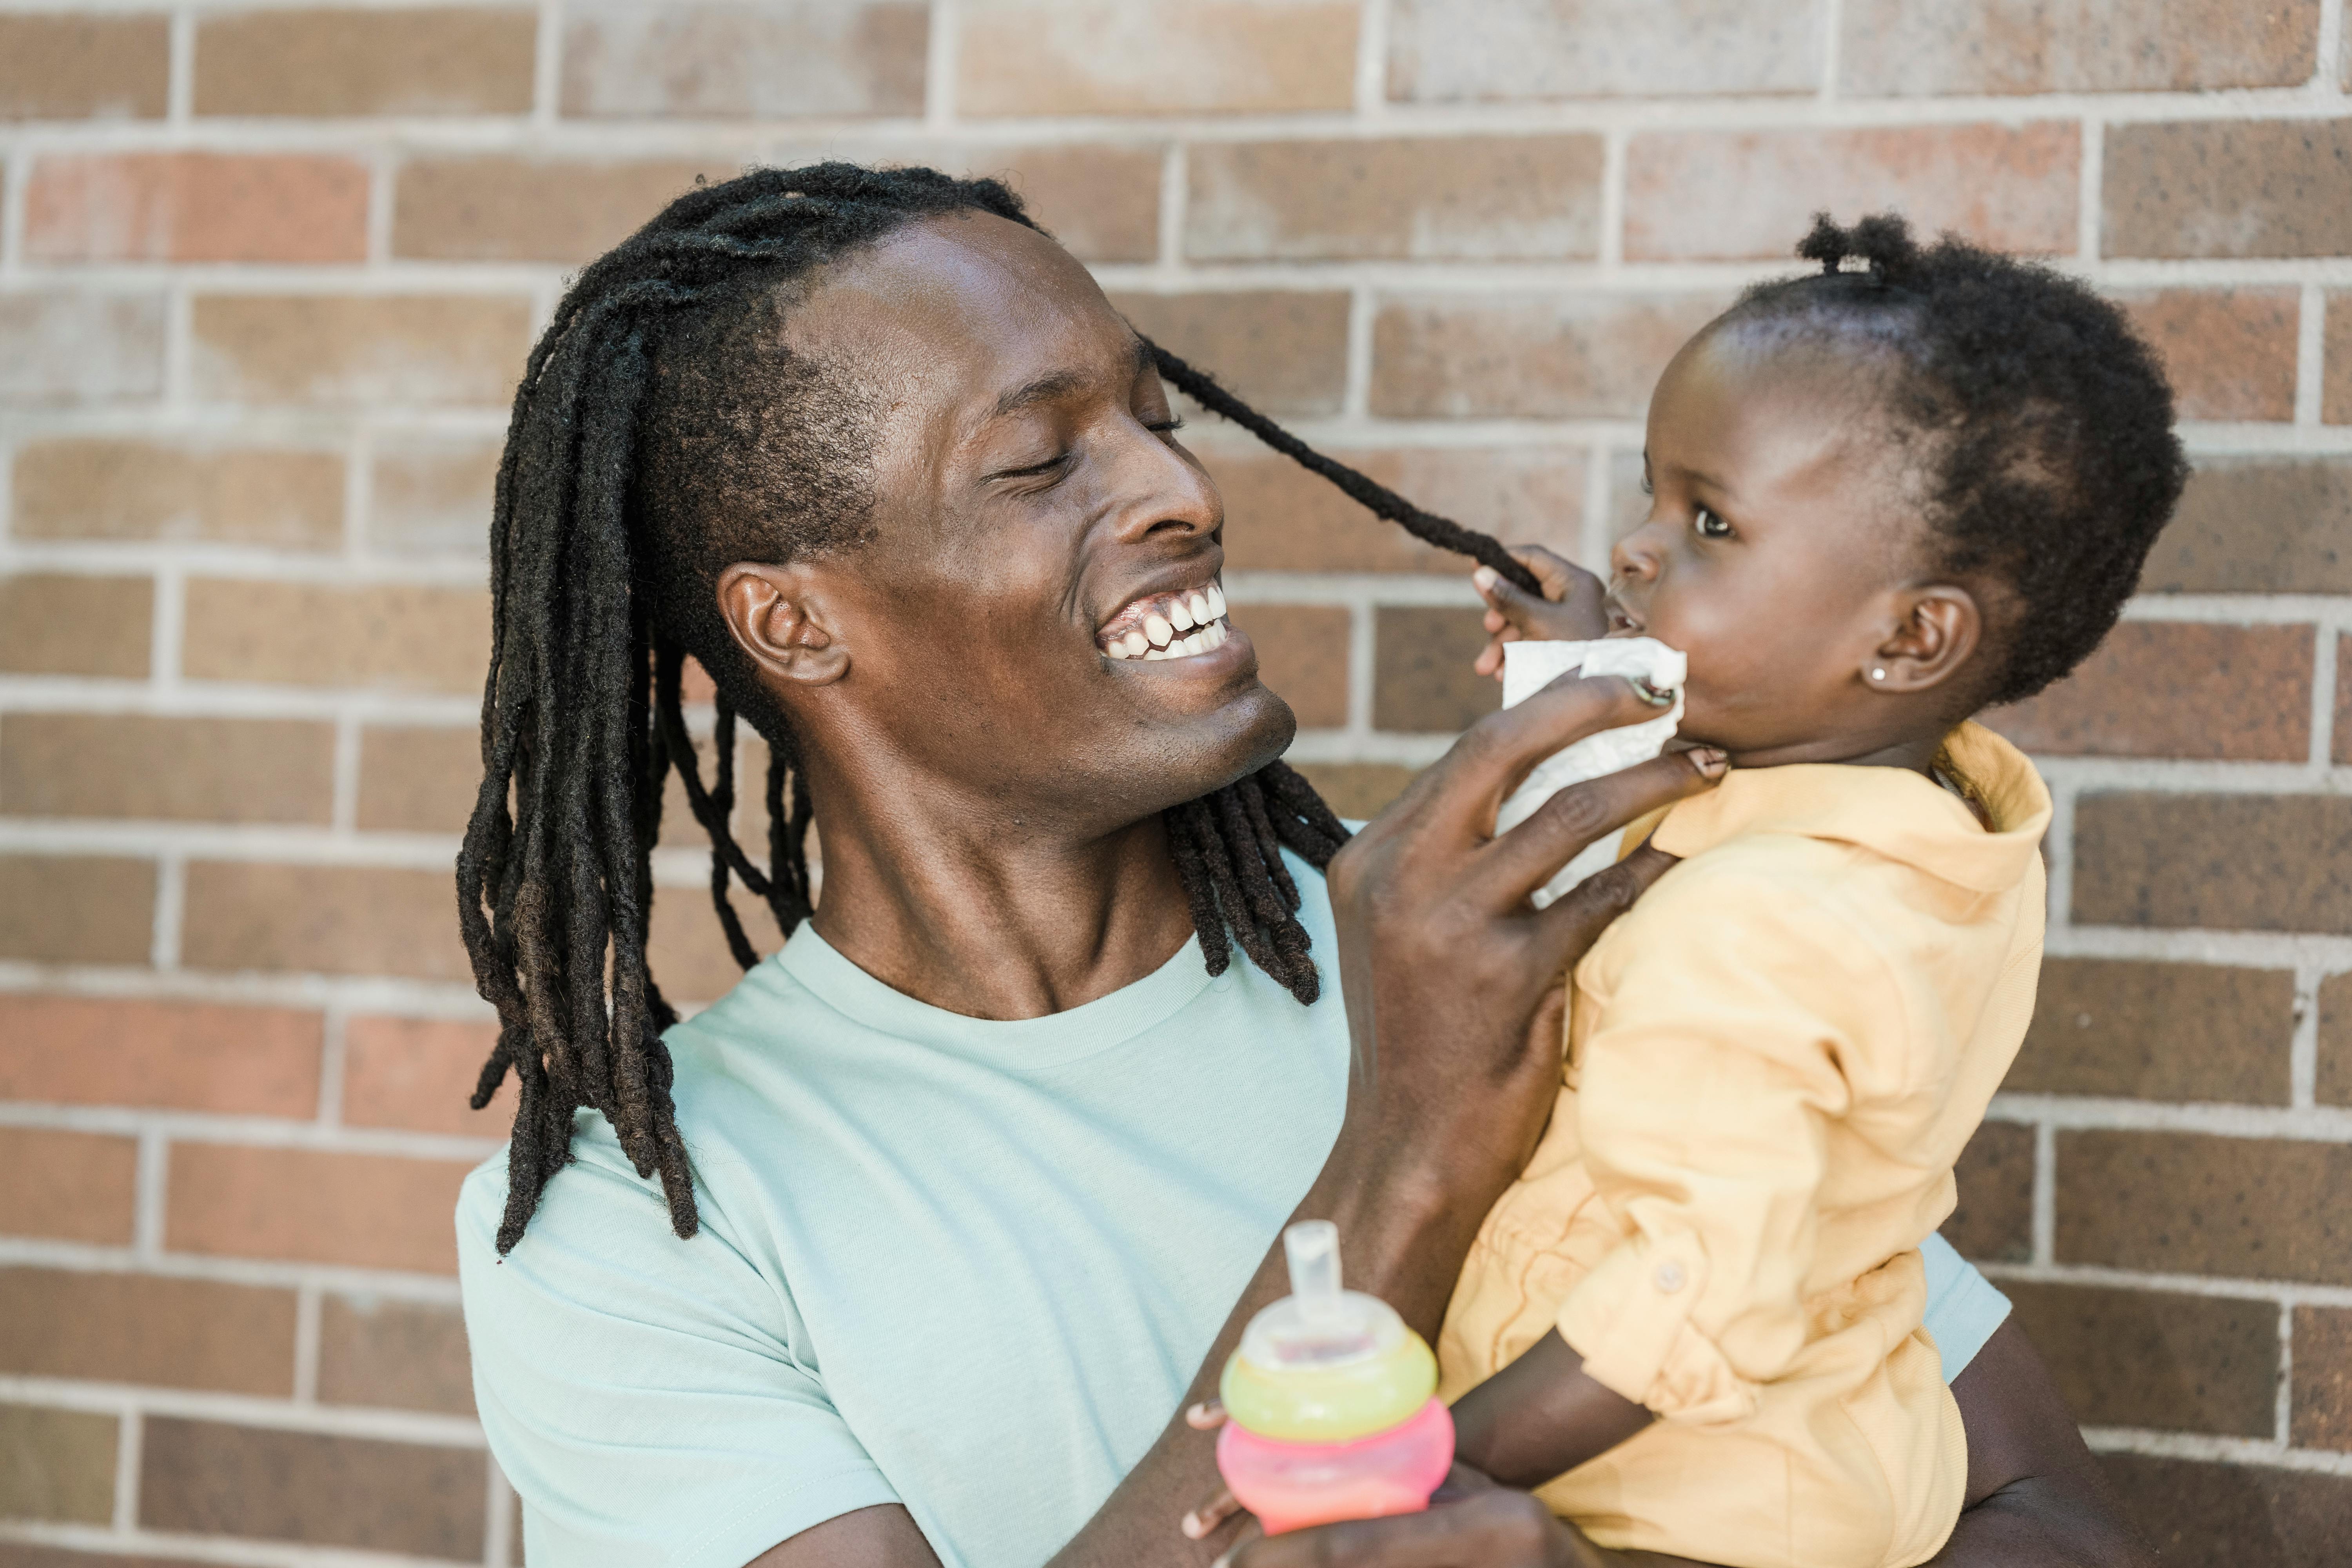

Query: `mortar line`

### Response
(1156, 141, 1187, 281)
(365, 144, 398, 269)
(132, 1129, 169, 1260)
(1341, 284, 1375, 418)
(2277, 1299, 2296, 1444)
(149, 853, 187, 972)
(1346, 595, 1376, 736)
(2309, 619, 2339, 769)
(2030, 1120, 2057, 1266)
(2076, 114, 2103, 264)
(167, 5, 194, 125)
(2289, 962, 2323, 1110)
(924, 0, 958, 130)
(2298, 283, 2328, 426)
(1818, 0, 1844, 100)
(534, 0, 563, 127)
(1354, 0, 1391, 120)
(1596, 127, 1627, 277)
(0, 140, 28, 274)
(330, 712, 365, 833)
(318, 1002, 350, 1128)
(292, 1283, 323, 1404)
(2317, 0, 2347, 97)
(1579, 437, 1615, 573)
(112, 1406, 142, 1534)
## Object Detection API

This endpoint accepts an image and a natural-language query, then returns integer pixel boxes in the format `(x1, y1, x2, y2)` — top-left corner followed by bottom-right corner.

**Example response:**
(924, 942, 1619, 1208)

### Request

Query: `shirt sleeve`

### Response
(1554, 867, 1908, 1427)
(1918, 1232, 2012, 1383)
(457, 1137, 900, 1568)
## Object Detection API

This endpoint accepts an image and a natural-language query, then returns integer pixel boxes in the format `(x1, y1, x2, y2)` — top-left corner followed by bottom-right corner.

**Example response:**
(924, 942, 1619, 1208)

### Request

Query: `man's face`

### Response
(748, 211, 1294, 832)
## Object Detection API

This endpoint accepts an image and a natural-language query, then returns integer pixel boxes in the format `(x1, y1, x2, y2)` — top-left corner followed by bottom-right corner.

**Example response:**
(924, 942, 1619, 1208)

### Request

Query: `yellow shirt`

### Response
(1437, 723, 2050, 1568)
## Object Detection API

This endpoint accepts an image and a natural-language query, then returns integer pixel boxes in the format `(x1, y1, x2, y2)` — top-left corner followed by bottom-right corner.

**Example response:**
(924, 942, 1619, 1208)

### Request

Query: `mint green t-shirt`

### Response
(456, 852, 2009, 1568)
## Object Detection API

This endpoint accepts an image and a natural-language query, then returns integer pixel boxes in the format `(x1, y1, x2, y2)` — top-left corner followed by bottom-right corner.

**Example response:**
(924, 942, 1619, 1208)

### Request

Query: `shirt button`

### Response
(1653, 1260, 1687, 1294)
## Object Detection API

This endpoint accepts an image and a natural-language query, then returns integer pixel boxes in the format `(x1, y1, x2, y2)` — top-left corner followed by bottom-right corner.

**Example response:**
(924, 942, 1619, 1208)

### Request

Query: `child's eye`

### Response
(1693, 506, 1733, 539)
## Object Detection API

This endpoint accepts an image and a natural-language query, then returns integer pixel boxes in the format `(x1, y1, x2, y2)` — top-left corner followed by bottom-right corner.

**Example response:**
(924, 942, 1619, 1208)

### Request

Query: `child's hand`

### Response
(1472, 546, 1609, 681)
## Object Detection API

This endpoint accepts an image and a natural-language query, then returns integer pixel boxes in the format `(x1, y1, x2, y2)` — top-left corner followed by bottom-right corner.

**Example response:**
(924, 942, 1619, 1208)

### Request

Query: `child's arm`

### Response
(1448, 1327, 1655, 1489)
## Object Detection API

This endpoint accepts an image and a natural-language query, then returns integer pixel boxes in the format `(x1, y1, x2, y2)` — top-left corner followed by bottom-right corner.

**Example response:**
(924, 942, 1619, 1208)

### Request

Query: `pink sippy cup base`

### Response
(1216, 1396, 1455, 1536)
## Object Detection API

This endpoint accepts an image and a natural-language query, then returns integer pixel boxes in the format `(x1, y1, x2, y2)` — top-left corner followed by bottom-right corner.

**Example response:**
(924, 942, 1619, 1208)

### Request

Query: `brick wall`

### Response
(1, 2, 2347, 1563)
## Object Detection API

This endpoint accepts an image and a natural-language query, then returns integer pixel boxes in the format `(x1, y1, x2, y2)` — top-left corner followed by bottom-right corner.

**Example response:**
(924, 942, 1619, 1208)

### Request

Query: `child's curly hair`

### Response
(1726, 212, 2190, 707)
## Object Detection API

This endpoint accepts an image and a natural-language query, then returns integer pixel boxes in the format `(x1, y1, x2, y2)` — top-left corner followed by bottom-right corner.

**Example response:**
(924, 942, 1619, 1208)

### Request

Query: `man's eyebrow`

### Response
(984, 339, 1157, 421)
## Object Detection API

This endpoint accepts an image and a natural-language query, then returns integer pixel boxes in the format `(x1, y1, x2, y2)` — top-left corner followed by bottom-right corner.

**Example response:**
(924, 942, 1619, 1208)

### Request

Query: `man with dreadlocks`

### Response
(453, 165, 2148, 1568)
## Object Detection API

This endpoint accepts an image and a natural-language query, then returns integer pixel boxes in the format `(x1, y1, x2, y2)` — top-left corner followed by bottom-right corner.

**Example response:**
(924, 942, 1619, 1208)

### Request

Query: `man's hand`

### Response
(1473, 545, 1610, 681)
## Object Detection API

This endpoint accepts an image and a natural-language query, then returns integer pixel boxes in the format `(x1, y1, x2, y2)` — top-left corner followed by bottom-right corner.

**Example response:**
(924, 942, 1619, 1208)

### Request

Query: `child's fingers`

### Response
(1506, 544, 1580, 602)
(1181, 1488, 1243, 1540)
(1184, 1399, 1227, 1430)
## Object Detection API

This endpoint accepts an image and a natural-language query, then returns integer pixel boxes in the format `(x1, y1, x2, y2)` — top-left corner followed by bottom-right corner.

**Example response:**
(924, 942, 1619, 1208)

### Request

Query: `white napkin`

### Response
(1495, 638, 1688, 908)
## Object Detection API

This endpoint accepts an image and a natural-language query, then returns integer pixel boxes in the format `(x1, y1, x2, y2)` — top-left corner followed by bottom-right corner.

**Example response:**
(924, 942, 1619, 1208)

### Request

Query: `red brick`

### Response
(2012, 959, 2295, 1105)
(1372, 292, 1721, 419)
(2292, 1305, 2352, 1450)
(1209, 445, 1585, 575)
(183, 579, 489, 694)
(181, 863, 471, 982)
(0, 1547, 212, 1568)
(2057, 1129, 2352, 1285)
(1187, 136, 1603, 262)
(318, 1294, 474, 1415)
(2327, 292, 2352, 425)
(979, 144, 1165, 264)
(2319, 972, 2352, 1107)
(343, 1015, 512, 1138)
(2073, 794, 2352, 935)
(1943, 1120, 2033, 1263)
(0, 856, 154, 966)
(958, 2, 1355, 116)
(0, 1405, 116, 1524)
(1291, 763, 1416, 823)
(1387, 0, 1822, 101)
(12, 439, 344, 548)
(1842, 0, 2321, 94)
(2, 714, 337, 825)
(1240, 605, 1351, 730)
(25, 153, 369, 264)
(367, 438, 499, 556)
(1987, 622, 2313, 762)
(393, 154, 718, 262)
(166, 1145, 474, 1274)
(190, 294, 533, 408)
(648, 882, 787, 1004)
(564, 1, 924, 118)
(2101, 1453, 2352, 1567)
(1112, 290, 1352, 417)
(195, 6, 535, 117)
(140, 1417, 485, 1559)
(2115, 287, 2301, 424)
(0, 1129, 137, 1244)
(0, 292, 166, 407)
(0, 14, 167, 120)
(355, 723, 479, 835)
(0, 1268, 296, 1396)
(1374, 606, 1498, 733)
(2143, 458, 2352, 594)
(2105, 119, 2352, 260)
(1625, 122, 2079, 261)
(0, 995, 321, 1117)
(2004, 1280, 2278, 1436)
(0, 573, 151, 677)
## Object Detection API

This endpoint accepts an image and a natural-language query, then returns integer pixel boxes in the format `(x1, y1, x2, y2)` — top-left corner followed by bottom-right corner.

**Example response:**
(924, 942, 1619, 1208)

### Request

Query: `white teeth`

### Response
(1207, 583, 1226, 618)
(1169, 598, 1196, 632)
(1206, 621, 1225, 647)
(1187, 591, 1212, 625)
(1122, 630, 1148, 658)
(1181, 632, 1205, 655)
(1144, 613, 1174, 648)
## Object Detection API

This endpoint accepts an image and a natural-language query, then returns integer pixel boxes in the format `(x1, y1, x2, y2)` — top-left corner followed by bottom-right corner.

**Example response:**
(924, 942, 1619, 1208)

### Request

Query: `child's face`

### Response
(1609, 325, 1946, 768)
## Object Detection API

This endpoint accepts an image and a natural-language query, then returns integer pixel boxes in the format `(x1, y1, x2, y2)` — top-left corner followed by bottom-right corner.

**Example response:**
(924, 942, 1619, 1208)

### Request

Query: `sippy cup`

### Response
(1215, 1220, 1455, 1535)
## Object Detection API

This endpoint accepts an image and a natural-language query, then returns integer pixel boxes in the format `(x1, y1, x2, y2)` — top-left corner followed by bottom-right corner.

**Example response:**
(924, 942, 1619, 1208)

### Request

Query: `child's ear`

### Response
(1860, 585, 1982, 696)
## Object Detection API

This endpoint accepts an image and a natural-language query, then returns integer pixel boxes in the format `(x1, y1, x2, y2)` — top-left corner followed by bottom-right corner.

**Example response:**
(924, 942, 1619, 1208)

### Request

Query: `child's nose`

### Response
(1611, 528, 1661, 582)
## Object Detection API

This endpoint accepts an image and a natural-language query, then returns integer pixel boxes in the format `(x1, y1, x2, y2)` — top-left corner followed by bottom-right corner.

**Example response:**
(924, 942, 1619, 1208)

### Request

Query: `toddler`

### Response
(1436, 214, 2187, 1568)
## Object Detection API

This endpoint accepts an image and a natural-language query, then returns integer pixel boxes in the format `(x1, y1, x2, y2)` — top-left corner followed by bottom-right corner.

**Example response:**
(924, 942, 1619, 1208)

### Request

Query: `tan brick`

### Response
(167, 1145, 474, 1274)
(1290, 763, 1416, 823)
(1842, 0, 2320, 95)
(1372, 292, 1721, 419)
(2105, 118, 2352, 260)
(318, 1294, 474, 1415)
(1987, 622, 2313, 762)
(1209, 445, 1584, 575)
(1374, 606, 1497, 733)
(140, 1417, 485, 1558)
(564, 1, 924, 119)
(0, 1268, 297, 1396)
(2115, 287, 2301, 424)
(0, 1130, 138, 1245)
(0, 291, 166, 407)
(1387, 0, 1822, 102)
(1187, 136, 1603, 263)
(2101, 1453, 2352, 1564)
(2293, 1306, 2352, 1450)
(2005, 1281, 2278, 1436)
(0, 1405, 115, 1524)
(2, 715, 336, 825)
(2011, 959, 2295, 1105)
(1942, 1119, 2032, 1263)
(183, 579, 489, 694)
(195, 6, 535, 117)
(368, 438, 498, 557)
(354, 724, 478, 835)
(2074, 794, 2352, 935)
(343, 1015, 511, 1138)
(0, 856, 154, 965)
(0, 573, 151, 677)
(0, 14, 168, 120)
(958, 1, 1354, 117)
(1240, 605, 1350, 730)
(0, 1545, 214, 1568)
(2144, 458, 2352, 594)
(2319, 971, 2352, 1107)
(2327, 292, 2352, 426)
(1112, 290, 1351, 417)
(1625, 122, 2079, 261)
(181, 863, 470, 982)
(648, 882, 788, 1004)
(0, 995, 321, 1116)
(2057, 1129, 2352, 1284)
(13, 439, 344, 548)
(392, 154, 718, 262)
(190, 294, 532, 408)
(25, 153, 369, 264)
(980, 144, 1164, 264)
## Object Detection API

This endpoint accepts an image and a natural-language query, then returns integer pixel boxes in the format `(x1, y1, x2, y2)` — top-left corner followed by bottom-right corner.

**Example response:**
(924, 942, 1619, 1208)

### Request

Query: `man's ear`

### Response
(1860, 584, 1982, 697)
(715, 563, 851, 688)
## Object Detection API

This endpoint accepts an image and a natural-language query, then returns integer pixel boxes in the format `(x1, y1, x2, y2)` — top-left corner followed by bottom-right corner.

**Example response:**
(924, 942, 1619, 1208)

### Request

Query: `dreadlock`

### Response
(459, 163, 1543, 1252)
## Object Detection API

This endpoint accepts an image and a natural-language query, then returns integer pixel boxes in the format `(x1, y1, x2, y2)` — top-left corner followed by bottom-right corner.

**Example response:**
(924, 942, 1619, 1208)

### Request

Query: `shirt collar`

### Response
(1646, 721, 2051, 894)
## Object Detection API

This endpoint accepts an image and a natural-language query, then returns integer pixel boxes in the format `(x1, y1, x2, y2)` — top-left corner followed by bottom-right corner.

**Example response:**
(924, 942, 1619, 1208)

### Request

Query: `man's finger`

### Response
(1418, 675, 1670, 841)
(1228, 1488, 1561, 1568)
(1532, 842, 1683, 962)
(1480, 747, 1721, 906)
(1181, 1488, 1243, 1541)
